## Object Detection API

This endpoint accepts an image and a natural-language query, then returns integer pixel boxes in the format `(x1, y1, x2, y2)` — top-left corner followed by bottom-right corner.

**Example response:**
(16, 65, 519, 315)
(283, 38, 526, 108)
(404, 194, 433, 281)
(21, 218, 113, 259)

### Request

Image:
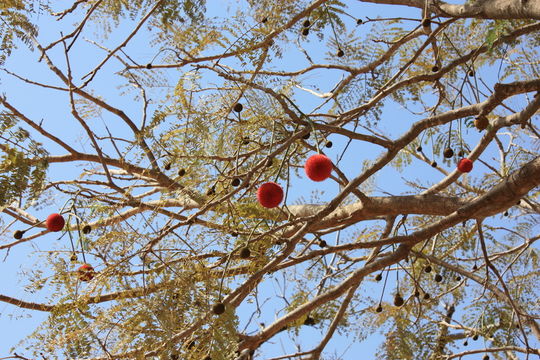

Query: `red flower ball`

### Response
(457, 158, 473, 173)
(46, 213, 65, 232)
(257, 182, 284, 208)
(78, 264, 96, 281)
(304, 154, 333, 182)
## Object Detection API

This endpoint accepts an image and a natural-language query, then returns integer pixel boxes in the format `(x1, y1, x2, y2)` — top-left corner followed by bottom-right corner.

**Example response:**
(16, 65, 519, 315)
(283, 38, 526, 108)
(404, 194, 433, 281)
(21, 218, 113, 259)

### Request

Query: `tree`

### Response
(0, 0, 539, 359)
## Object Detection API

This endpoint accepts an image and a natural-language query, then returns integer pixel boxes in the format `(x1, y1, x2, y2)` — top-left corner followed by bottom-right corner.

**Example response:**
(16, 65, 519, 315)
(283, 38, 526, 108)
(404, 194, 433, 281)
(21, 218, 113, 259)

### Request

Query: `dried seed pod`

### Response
(303, 316, 315, 325)
(233, 103, 243, 113)
(212, 302, 225, 315)
(239, 247, 251, 259)
(13, 230, 24, 239)
(394, 294, 404, 307)
(474, 116, 489, 131)
(231, 178, 241, 187)
(82, 225, 92, 234)
(443, 147, 454, 158)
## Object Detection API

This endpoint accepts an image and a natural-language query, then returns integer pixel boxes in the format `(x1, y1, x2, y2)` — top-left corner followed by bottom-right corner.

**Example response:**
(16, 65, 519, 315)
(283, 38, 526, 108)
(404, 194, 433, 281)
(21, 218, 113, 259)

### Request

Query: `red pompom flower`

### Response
(46, 213, 65, 232)
(304, 154, 333, 182)
(457, 158, 473, 173)
(78, 264, 96, 281)
(257, 182, 284, 208)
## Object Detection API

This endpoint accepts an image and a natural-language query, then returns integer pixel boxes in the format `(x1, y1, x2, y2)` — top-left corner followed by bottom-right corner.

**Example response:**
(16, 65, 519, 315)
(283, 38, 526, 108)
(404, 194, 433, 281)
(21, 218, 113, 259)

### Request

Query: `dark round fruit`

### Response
(231, 231, 239, 237)
(468, 70, 475, 77)
(233, 103, 243, 113)
(474, 116, 489, 131)
(414, 290, 420, 297)
(416, 146, 423, 152)
(303, 316, 315, 325)
(239, 247, 251, 259)
(463, 340, 468, 346)
(431, 161, 437, 168)
(375, 273, 383, 282)
(318, 240, 327, 248)
(70, 253, 78, 262)
(13, 230, 24, 240)
(517, 200, 521, 205)
(434, 274, 443, 282)
(458, 150, 465, 157)
(423, 293, 431, 300)
(231, 178, 241, 187)
(302, 28, 309, 36)
(375, 305, 383, 313)
(164, 163, 171, 170)
(431, 65, 439, 72)
(178, 168, 186, 176)
(422, 18, 431, 27)
(207, 187, 215, 196)
(455, 275, 462, 281)
(337, 49, 344, 58)
(145, 63, 152, 69)
(303, 19, 311, 28)
(242, 137, 250, 145)
(186, 340, 195, 349)
(261, 17, 268, 23)
(394, 294, 404, 307)
(203, 356, 211, 360)
(325, 141, 333, 148)
(356, 18, 363, 25)
(265, 158, 273, 167)
(302, 132, 310, 140)
(472, 334, 479, 341)
(443, 147, 454, 158)
(482, 355, 489, 360)
(503, 211, 509, 216)
(424, 265, 432, 273)
(472, 264, 478, 271)
(82, 225, 92, 234)
(212, 302, 225, 315)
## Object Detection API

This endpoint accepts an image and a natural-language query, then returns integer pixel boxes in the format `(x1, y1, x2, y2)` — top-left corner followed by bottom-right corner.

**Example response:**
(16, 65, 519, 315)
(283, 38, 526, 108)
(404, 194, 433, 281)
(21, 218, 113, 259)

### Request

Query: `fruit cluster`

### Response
(257, 154, 333, 208)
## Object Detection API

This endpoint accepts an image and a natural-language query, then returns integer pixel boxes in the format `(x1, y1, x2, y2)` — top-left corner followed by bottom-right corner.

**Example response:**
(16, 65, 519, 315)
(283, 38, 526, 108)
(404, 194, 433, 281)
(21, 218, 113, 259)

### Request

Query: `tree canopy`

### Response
(0, 0, 539, 359)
